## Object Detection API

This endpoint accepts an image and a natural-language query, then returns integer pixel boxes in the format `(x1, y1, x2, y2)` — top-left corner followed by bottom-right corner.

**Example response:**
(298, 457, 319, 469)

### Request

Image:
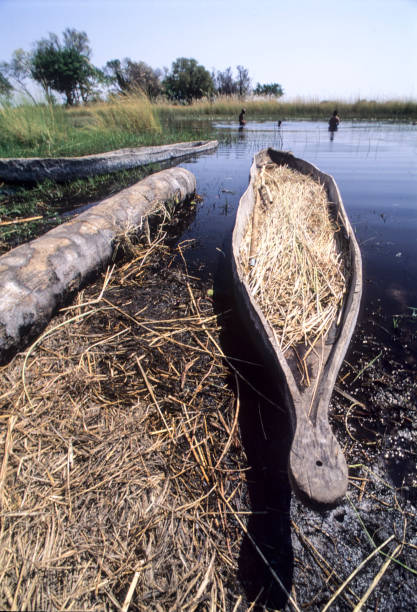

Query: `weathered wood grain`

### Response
(0, 166, 196, 363)
(0, 140, 218, 183)
(232, 149, 362, 507)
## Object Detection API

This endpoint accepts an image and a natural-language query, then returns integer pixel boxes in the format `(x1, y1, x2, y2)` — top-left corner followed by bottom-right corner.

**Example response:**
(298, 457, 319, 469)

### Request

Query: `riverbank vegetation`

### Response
(1, 94, 416, 159)
(158, 96, 417, 121)
(0, 95, 217, 158)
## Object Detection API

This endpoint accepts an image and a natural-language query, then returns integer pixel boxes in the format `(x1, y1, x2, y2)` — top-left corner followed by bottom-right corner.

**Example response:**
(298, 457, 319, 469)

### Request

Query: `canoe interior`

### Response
(232, 149, 362, 507)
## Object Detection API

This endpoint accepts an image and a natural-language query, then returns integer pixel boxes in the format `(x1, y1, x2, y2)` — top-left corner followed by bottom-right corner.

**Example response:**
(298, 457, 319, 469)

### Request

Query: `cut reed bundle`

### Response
(240, 164, 348, 355)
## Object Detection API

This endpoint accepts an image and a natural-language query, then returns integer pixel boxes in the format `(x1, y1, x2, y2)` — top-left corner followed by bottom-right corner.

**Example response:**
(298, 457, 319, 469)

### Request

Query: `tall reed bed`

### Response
(156, 95, 417, 121)
(1, 94, 415, 158)
(156, 96, 282, 119)
(0, 94, 177, 158)
(71, 93, 161, 134)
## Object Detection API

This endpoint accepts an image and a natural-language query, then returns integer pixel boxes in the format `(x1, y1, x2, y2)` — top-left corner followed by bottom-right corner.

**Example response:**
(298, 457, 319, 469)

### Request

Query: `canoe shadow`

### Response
(237, 377, 294, 608)
(213, 246, 294, 609)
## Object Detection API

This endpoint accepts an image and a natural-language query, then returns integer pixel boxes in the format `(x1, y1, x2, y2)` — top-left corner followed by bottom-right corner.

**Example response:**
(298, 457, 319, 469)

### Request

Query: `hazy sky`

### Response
(1, 0, 416, 99)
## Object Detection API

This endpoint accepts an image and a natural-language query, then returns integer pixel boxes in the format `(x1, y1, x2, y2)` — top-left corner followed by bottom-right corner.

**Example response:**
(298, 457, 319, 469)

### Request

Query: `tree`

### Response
(254, 82, 284, 97)
(213, 65, 251, 97)
(105, 58, 162, 99)
(31, 29, 99, 105)
(104, 59, 127, 92)
(163, 58, 214, 103)
(0, 71, 12, 97)
(236, 65, 251, 97)
(0, 48, 36, 102)
(63, 28, 92, 59)
(214, 67, 238, 96)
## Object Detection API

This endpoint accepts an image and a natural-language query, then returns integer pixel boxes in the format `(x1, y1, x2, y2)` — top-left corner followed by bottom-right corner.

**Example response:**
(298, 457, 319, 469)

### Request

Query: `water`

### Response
(179, 120, 417, 362)
(177, 121, 417, 606)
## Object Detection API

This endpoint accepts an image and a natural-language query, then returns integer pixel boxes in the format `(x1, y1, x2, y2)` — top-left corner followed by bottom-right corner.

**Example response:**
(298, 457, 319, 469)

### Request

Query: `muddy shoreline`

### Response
(0, 198, 416, 609)
(215, 243, 417, 609)
(1, 122, 417, 607)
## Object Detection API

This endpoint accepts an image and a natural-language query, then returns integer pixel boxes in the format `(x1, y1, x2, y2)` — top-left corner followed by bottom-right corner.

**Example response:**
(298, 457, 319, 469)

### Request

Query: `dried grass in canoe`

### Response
(240, 164, 349, 361)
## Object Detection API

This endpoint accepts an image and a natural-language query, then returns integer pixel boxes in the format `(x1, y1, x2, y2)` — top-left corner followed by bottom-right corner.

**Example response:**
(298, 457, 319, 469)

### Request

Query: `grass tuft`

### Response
(88, 93, 161, 133)
(0, 103, 70, 155)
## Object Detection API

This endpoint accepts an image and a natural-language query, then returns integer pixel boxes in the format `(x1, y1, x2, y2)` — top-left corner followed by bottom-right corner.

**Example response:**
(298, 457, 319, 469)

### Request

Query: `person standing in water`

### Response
(328, 109, 340, 141)
(328, 109, 340, 132)
(239, 108, 246, 126)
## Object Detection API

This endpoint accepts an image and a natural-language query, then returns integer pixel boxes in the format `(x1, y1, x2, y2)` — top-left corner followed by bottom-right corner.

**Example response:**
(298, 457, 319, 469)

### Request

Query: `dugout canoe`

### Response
(0, 166, 196, 364)
(0, 140, 218, 183)
(232, 149, 362, 507)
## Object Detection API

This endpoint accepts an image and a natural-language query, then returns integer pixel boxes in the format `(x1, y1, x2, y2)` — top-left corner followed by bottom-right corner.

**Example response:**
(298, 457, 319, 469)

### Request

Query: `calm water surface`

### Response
(179, 120, 417, 361)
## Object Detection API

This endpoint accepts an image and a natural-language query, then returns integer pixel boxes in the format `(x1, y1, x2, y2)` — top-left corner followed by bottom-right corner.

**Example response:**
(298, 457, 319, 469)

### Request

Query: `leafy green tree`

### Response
(254, 82, 284, 97)
(105, 58, 162, 99)
(31, 29, 99, 105)
(163, 58, 214, 103)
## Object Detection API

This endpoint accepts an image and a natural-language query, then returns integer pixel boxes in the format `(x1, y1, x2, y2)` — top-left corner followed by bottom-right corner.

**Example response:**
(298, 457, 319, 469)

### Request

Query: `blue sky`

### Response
(0, 0, 416, 99)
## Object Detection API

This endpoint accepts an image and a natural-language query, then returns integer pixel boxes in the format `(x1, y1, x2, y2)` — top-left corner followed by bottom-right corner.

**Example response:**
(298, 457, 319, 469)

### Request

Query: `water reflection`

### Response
(276, 123, 284, 149)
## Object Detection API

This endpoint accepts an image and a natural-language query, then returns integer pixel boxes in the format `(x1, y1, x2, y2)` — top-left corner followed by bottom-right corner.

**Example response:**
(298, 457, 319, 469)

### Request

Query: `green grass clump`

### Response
(0, 103, 70, 156)
(0, 94, 214, 158)
(84, 93, 161, 133)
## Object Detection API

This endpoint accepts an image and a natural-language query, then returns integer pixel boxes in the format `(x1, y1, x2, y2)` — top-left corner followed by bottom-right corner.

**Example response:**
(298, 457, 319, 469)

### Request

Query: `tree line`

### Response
(0, 28, 284, 105)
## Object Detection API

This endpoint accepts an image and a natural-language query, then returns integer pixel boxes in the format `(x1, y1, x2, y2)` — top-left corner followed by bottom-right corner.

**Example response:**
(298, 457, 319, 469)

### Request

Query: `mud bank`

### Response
(0, 201, 416, 609)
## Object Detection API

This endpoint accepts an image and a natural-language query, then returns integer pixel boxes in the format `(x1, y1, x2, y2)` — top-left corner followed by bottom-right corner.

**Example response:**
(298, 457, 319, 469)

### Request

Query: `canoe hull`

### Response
(0, 140, 218, 183)
(232, 149, 362, 507)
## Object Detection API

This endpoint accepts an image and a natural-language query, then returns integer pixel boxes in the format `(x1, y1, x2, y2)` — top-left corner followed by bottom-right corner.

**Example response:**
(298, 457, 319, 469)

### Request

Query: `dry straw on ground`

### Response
(0, 229, 250, 611)
(0, 209, 414, 611)
(240, 164, 348, 355)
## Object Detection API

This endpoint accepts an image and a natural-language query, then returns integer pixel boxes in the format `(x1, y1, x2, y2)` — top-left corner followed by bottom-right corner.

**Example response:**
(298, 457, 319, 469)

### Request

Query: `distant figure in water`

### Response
(328, 109, 340, 132)
(328, 109, 340, 141)
(239, 108, 246, 126)
(278, 120, 282, 127)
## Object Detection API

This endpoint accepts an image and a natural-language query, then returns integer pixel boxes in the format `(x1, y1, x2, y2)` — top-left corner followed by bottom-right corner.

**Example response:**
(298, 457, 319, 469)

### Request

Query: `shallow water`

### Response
(179, 120, 417, 362)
